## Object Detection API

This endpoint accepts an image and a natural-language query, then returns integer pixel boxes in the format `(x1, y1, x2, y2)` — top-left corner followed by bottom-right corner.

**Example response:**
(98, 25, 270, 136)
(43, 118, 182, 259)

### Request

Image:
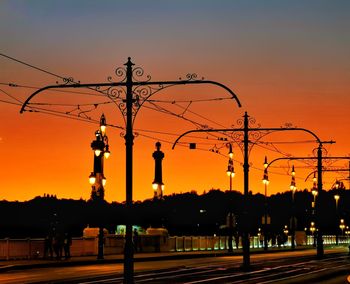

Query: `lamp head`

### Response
(262, 169, 269, 184)
(291, 165, 295, 176)
(89, 172, 96, 185)
(228, 144, 233, 159)
(264, 156, 268, 168)
(100, 114, 107, 134)
(104, 145, 110, 159)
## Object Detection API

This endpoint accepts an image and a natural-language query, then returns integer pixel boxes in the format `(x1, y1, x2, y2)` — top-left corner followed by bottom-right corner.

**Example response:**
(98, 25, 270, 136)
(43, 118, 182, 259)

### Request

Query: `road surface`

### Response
(0, 247, 349, 283)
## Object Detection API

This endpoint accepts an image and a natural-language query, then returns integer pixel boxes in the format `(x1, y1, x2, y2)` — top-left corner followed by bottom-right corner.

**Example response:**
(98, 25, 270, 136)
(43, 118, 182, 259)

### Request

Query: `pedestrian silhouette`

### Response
(133, 228, 139, 252)
(53, 233, 63, 260)
(44, 234, 53, 259)
(63, 233, 72, 259)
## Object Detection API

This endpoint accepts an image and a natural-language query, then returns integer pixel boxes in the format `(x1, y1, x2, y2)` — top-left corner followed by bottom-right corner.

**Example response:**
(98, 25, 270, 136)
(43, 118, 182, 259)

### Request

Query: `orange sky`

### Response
(0, 1, 349, 202)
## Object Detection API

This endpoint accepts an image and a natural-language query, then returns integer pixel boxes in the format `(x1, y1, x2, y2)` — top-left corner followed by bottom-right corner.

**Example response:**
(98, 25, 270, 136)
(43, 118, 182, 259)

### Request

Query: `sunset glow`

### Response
(0, 0, 349, 202)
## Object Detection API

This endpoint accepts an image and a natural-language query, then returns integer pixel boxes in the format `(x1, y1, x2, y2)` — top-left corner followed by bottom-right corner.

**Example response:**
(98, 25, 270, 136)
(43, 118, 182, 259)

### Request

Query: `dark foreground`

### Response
(0, 246, 349, 283)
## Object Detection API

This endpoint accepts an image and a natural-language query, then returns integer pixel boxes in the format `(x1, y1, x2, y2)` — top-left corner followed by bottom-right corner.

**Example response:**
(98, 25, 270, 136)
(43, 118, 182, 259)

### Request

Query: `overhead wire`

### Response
(0, 82, 108, 98)
(2, 52, 330, 185)
(0, 53, 68, 81)
(0, 52, 123, 111)
(0, 87, 23, 103)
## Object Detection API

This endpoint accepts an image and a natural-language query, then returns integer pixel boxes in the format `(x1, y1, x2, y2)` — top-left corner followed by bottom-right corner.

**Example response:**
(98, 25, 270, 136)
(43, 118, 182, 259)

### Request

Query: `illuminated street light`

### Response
(334, 194, 340, 245)
(289, 165, 296, 250)
(290, 165, 296, 191)
(228, 143, 233, 159)
(262, 156, 269, 251)
(100, 113, 107, 134)
(312, 172, 317, 189)
(89, 114, 110, 260)
(152, 142, 165, 199)
(334, 194, 340, 210)
(334, 179, 340, 189)
(89, 172, 96, 185)
(340, 219, 346, 235)
(226, 144, 235, 253)
(89, 114, 110, 201)
(310, 221, 317, 247)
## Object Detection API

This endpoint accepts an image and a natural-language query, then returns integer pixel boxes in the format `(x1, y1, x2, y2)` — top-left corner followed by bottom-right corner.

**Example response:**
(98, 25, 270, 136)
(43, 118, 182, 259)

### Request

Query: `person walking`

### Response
(44, 234, 53, 259)
(133, 228, 139, 253)
(63, 233, 72, 259)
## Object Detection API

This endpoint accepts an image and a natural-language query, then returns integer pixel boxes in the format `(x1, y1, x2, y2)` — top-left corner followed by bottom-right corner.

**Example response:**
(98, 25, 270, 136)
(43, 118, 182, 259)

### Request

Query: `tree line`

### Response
(0, 188, 348, 238)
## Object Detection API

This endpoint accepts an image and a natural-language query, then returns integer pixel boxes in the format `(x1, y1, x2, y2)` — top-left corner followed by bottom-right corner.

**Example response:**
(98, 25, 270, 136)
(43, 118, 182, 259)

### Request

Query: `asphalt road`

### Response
(1, 248, 349, 283)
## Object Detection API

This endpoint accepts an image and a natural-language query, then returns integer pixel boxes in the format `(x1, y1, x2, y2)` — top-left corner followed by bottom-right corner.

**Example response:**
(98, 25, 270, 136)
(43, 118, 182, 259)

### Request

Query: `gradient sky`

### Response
(0, 0, 349, 202)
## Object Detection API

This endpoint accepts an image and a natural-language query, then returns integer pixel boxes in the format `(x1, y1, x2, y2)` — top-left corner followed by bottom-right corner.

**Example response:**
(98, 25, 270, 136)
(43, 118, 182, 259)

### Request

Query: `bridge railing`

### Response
(0, 235, 348, 260)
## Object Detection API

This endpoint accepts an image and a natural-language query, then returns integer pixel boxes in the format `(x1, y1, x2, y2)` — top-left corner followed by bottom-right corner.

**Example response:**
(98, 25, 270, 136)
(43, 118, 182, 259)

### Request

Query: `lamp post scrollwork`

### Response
(173, 112, 330, 267)
(21, 57, 241, 283)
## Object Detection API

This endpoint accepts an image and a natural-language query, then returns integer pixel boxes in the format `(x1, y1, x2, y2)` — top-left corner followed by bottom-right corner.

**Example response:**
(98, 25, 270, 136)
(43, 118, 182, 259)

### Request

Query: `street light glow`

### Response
(89, 172, 96, 185)
(228, 144, 233, 159)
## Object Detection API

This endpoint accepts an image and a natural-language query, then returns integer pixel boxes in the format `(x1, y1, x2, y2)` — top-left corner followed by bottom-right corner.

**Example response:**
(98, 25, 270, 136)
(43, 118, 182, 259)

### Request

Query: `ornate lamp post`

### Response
(226, 144, 235, 253)
(290, 165, 296, 250)
(262, 156, 269, 251)
(89, 114, 110, 200)
(173, 113, 329, 267)
(311, 185, 318, 240)
(21, 57, 242, 283)
(334, 194, 340, 245)
(89, 114, 110, 260)
(152, 142, 165, 199)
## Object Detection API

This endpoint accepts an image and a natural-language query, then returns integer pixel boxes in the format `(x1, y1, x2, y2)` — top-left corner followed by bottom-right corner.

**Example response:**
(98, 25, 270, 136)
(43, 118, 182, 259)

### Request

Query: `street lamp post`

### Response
(21, 57, 242, 283)
(152, 142, 165, 199)
(263, 142, 339, 259)
(290, 165, 296, 250)
(226, 144, 235, 253)
(262, 156, 269, 251)
(173, 112, 328, 266)
(89, 114, 110, 260)
(334, 194, 340, 245)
